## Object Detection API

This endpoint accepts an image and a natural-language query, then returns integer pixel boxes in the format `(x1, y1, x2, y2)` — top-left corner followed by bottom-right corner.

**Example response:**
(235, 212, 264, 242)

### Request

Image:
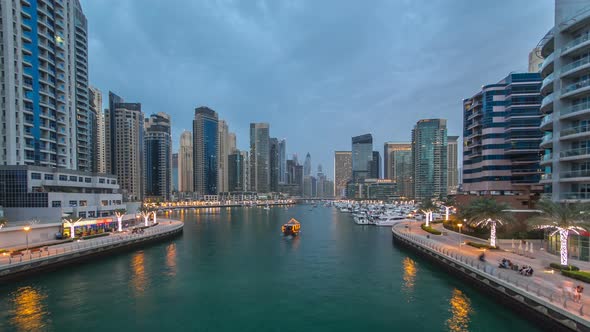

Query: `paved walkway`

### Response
(398, 221, 590, 321)
(0, 219, 183, 266)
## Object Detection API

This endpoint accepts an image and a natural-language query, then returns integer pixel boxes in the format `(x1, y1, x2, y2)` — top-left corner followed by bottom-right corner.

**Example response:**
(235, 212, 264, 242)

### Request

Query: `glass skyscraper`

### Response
(144, 113, 172, 201)
(412, 119, 448, 200)
(351, 134, 373, 182)
(250, 123, 270, 193)
(193, 107, 218, 195)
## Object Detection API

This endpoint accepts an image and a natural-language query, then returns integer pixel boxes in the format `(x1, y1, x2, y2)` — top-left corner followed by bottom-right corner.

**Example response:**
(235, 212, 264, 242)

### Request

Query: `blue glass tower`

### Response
(193, 107, 219, 195)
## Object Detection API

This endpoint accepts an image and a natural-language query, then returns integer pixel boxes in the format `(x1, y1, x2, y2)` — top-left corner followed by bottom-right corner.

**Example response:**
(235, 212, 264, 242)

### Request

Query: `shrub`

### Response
(466, 241, 499, 250)
(549, 263, 580, 271)
(561, 270, 590, 283)
(421, 224, 442, 235)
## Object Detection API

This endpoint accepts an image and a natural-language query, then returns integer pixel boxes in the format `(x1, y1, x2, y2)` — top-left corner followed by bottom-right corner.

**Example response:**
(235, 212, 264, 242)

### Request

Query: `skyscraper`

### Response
(447, 136, 459, 194)
(89, 86, 106, 173)
(279, 139, 287, 184)
(193, 107, 218, 195)
(105, 92, 144, 201)
(269, 138, 280, 192)
(538, 1, 590, 202)
(228, 151, 245, 192)
(250, 123, 270, 193)
(178, 130, 193, 193)
(528, 47, 543, 73)
(144, 113, 172, 201)
(370, 151, 381, 179)
(352, 134, 373, 182)
(217, 120, 229, 193)
(240, 150, 250, 192)
(412, 119, 448, 200)
(463, 73, 542, 201)
(304, 153, 312, 177)
(393, 150, 413, 198)
(383, 142, 411, 180)
(0, 0, 89, 170)
(172, 153, 179, 192)
(334, 151, 352, 198)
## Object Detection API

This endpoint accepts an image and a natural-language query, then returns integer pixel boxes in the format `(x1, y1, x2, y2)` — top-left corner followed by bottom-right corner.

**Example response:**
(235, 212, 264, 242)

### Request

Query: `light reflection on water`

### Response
(131, 251, 147, 295)
(9, 286, 49, 332)
(446, 289, 473, 332)
(402, 257, 417, 297)
(165, 243, 177, 277)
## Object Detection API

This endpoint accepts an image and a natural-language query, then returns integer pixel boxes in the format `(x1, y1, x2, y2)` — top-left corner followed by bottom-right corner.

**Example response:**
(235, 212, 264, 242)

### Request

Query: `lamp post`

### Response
(23, 226, 31, 256)
(457, 223, 462, 246)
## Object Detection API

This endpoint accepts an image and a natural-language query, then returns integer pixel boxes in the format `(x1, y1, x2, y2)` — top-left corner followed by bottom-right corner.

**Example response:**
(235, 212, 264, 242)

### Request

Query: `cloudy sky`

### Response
(80, 0, 554, 179)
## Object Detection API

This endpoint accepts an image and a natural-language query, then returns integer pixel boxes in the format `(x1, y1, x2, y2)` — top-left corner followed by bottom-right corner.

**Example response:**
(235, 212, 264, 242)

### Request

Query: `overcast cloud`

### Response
(80, 0, 554, 178)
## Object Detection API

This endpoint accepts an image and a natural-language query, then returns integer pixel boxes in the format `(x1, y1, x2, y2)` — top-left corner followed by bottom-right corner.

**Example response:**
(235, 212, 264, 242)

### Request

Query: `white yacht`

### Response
(373, 215, 409, 226)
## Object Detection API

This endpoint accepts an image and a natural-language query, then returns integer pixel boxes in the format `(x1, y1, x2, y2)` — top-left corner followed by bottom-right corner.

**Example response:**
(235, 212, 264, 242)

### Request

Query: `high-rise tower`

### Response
(193, 107, 218, 195)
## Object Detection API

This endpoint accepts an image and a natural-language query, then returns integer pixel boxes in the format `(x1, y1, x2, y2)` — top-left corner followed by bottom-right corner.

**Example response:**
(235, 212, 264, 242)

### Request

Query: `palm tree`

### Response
(528, 200, 590, 266)
(63, 217, 83, 239)
(138, 206, 151, 227)
(420, 198, 436, 227)
(463, 198, 513, 248)
(113, 209, 127, 232)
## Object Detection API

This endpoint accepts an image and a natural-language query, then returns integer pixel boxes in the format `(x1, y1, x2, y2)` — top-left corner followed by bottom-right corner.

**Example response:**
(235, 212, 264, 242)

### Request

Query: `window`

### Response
(59, 175, 67, 181)
(101, 200, 108, 206)
(79, 200, 87, 206)
(69, 176, 77, 181)
(69, 200, 77, 207)
(85, 177, 91, 183)
(88, 211, 96, 218)
(78, 212, 86, 218)
(52, 201, 61, 207)
(114, 200, 121, 205)
(99, 178, 105, 184)
(31, 172, 41, 179)
(44, 174, 54, 180)
(78, 177, 83, 182)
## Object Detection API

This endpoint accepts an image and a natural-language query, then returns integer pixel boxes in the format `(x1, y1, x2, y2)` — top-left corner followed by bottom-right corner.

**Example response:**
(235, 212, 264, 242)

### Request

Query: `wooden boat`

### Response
(281, 218, 301, 236)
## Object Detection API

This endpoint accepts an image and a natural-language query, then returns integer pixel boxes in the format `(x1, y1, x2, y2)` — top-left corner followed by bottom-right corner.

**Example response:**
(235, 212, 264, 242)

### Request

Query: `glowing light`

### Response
(402, 257, 417, 295)
(23, 226, 31, 232)
(560, 229, 568, 266)
(10, 286, 49, 331)
(131, 252, 146, 295)
(489, 220, 497, 248)
(446, 289, 472, 332)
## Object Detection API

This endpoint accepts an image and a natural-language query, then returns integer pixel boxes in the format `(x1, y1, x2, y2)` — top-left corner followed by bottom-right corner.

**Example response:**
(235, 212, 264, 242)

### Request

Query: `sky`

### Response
(80, 0, 554, 179)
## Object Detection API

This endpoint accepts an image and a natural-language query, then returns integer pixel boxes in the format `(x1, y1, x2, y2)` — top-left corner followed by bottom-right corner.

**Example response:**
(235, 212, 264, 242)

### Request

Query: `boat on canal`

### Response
(281, 218, 301, 236)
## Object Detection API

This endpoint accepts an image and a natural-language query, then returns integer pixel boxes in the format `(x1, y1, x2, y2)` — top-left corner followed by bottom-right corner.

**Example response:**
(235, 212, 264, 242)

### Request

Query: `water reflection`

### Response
(131, 251, 147, 295)
(402, 257, 417, 294)
(446, 289, 473, 332)
(165, 243, 177, 277)
(9, 286, 49, 332)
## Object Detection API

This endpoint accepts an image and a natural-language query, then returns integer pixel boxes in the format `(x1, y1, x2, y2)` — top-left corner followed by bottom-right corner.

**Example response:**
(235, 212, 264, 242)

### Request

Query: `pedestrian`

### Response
(576, 285, 584, 303)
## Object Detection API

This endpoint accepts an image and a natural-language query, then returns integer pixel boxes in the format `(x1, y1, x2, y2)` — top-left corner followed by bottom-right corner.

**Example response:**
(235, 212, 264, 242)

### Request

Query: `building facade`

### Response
(144, 113, 172, 201)
(279, 139, 287, 184)
(269, 137, 279, 192)
(334, 151, 352, 198)
(217, 120, 229, 193)
(193, 107, 218, 195)
(539, 1, 590, 202)
(0, 0, 91, 170)
(529, 47, 544, 73)
(383, 142, 412, 180)
(89, 86, 106, 173)
(393, 149, 413, 199)
(463, 73, 543, 203)
(250, 123, 270, 193)
(178, 130, 193, 193)
(172, 153, 178, 192)
(447, 136, 459, 194)
(304, 153, 312, 177)
(412, 119, 448, 200)
(370, 151, 381, 179)
(0, 165, 124, 222)
(352, 134, 373, 182)
(104, 92, 143, 201)
(228, 151, 245, 192)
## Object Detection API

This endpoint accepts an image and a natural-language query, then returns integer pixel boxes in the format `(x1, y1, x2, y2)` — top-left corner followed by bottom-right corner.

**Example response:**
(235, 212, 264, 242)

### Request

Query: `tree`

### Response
(114, 209, 127, 232)
(420, 198, 436, 227)
(463, 198, 513, 248)
(138, 206, 151, 227)
(63, 217, 83, 239)
(528, 200, 590, 266)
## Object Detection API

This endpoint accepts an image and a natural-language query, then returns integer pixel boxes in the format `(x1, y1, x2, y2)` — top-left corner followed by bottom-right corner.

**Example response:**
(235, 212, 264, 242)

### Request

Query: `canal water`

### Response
(0, 205, 539, 331)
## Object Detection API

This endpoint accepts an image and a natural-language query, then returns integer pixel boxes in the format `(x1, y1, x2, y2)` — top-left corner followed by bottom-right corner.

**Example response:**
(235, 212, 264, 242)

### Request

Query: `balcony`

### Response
(562, 32, 590, 57)
(561, 100, 590, 119)
(560, 147, 590, 161)
(540, 52, 555, 77)
(561, 56, 590, 78)
(539, 114, 553, 130)
(560, 192, 590, 201)
(562, 79, 590, 98)
(560, 169, 590, 181)
(540, 93, 555, 113)
(540, 133, 553, 147)
(540, 152, 553, 165)
(560, 124, 590, 140)
(540, 173, 552, 183)
(541, 72, 555, 95)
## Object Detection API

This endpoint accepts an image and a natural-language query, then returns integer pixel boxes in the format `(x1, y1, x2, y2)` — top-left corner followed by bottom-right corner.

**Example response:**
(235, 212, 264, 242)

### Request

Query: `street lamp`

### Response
(457, 223, 463, 246)
(23, 226, 31, 254)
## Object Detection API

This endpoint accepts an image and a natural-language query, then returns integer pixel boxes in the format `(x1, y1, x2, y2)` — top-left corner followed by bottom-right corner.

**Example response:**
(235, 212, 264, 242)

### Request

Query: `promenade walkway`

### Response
(396, 221, 590, 324)
(0, 219, 183, 267)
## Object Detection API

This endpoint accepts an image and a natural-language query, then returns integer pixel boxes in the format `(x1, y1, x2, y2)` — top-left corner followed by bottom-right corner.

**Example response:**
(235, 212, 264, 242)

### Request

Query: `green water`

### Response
(0, 205, 538, 331)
